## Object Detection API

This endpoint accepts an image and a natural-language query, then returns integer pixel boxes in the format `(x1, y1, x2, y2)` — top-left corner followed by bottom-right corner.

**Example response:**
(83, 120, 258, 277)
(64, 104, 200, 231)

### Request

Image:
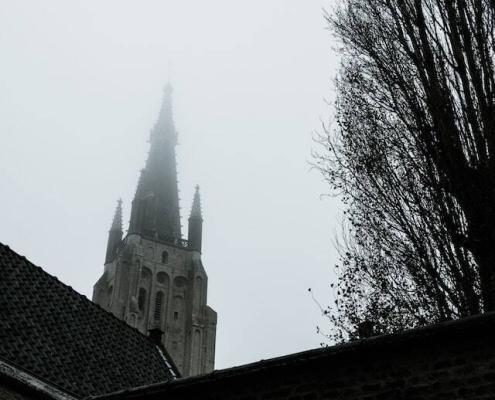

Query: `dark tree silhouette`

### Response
(316, 0, 495, 340)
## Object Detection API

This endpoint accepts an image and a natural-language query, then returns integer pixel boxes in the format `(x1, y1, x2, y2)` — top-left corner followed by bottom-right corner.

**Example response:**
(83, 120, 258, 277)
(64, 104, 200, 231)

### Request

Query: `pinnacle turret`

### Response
(190, 185, 203, 219)
(110, 199, 123, 232)
(188, 185, 203, 251)
(105, 199, 124, 264)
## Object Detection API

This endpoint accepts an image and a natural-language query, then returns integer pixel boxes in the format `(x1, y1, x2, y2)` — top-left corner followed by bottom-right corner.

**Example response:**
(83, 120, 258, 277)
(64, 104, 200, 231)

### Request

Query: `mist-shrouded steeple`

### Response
(129, 84, 182, 241)
(94, 87, 217, 377)
(105, 199, 123, 264)
(188, 185, 203, 251)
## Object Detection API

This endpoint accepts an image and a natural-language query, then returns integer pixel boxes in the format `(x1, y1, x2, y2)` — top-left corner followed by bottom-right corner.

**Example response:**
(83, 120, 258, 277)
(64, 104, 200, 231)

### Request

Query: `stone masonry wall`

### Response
(97, 312, 495, 400)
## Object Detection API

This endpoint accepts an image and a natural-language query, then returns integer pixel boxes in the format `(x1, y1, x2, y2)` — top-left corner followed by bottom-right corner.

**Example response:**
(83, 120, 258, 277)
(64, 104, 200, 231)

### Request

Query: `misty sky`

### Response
(0, 1, 341, 369)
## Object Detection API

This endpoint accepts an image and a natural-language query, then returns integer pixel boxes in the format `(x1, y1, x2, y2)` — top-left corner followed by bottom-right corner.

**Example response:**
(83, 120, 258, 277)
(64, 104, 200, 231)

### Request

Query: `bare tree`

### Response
(316, 0, 495, 340)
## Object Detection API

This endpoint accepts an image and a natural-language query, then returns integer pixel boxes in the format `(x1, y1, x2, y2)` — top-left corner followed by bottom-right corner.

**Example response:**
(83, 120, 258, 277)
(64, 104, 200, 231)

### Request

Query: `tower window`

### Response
(173, 311, 179, 320)
(157, 271, 169, 285)
(154, 291, 163, 321)
(138, 288, 146, 311)
(161, 251, 169, 264)
(107, 285, 114, 307)
(141, 267, 152, 280)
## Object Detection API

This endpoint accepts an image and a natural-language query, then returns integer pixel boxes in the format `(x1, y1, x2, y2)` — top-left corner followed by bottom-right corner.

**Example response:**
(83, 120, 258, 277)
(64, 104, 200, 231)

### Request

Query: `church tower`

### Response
(93, 85, 217, 377)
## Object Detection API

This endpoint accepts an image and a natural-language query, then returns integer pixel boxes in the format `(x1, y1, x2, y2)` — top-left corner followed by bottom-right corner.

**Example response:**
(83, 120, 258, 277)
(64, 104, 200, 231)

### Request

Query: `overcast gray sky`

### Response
(0, 0, 341, 369)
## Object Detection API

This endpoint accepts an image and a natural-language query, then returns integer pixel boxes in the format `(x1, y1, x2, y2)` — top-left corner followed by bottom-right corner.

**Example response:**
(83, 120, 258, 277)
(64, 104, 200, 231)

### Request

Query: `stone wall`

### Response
(96, 312, 495, 400)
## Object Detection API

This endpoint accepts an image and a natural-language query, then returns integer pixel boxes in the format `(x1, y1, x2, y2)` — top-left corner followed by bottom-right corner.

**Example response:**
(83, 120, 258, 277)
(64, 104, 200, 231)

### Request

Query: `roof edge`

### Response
(91, 310, 495, 399)
(0, 358, 78, 400)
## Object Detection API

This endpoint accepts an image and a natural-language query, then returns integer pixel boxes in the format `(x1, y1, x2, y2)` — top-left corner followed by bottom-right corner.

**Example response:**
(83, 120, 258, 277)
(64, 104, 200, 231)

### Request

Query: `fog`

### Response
(0, 0, 340, 369)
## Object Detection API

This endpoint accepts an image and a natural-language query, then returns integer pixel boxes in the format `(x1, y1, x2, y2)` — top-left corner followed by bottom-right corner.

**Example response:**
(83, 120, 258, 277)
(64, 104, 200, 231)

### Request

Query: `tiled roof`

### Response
(0, 243, 176, 399)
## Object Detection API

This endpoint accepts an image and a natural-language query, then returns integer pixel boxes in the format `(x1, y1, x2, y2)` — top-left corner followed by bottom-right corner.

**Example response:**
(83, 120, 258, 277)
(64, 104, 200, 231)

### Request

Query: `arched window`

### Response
(193, 276, 203, 310)
(141, 267, 152, 280)
(107, 285, 114, 307)
(154, 291, 164, 321)
(138, 288, 146, 311)
(172, 295, 184, 323)
(191, 329, 202, 375)
(157, 271, 169, 285)
(161, 251, 169, 264)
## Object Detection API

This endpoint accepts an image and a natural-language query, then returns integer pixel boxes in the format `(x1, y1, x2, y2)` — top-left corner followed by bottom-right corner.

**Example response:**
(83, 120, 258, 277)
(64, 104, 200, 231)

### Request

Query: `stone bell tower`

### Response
(92, 84, 217, 377)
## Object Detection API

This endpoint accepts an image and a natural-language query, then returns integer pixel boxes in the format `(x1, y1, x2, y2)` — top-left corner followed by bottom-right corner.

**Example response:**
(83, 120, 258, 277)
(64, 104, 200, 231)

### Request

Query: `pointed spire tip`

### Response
(151, 83, 176, 143)
(164, 82, 173, 95)
(111, 198, 123, 231)
(190, 185, 202, 219)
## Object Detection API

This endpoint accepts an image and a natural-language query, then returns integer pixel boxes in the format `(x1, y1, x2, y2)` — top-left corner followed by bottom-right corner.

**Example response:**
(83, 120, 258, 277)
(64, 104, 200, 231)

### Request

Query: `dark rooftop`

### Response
(0, 242, 176, 399)
(92, 309, 495, 400)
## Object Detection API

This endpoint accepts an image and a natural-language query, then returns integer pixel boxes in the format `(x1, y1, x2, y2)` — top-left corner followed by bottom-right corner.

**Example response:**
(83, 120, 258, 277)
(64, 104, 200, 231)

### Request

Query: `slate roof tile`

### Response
(0, 243, 175, 399)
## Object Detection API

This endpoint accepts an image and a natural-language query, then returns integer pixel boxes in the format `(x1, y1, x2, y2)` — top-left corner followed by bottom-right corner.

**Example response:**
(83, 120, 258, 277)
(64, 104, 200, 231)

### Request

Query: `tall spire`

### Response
(150, 82, 177, 145)
(128, 85, 182, 241)
(105, 199, 123, 264)
(188, 185, 203, 252)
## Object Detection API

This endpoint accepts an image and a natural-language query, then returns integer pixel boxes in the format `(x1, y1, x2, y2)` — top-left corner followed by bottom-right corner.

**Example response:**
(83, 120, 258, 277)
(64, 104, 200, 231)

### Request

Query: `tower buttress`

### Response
(188, 185, 203, 252)
(105, 199, 123, 264)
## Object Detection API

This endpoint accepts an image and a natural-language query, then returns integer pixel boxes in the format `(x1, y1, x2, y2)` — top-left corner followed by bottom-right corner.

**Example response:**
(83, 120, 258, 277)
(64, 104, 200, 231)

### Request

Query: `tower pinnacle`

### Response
(190, 185, 203, 219)
(188, 185, 203, 251)
(105, 199, 124, 264)
(110, 199, 123, 231)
